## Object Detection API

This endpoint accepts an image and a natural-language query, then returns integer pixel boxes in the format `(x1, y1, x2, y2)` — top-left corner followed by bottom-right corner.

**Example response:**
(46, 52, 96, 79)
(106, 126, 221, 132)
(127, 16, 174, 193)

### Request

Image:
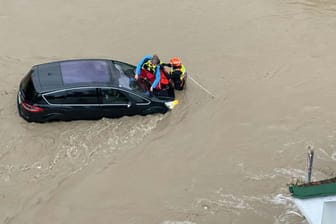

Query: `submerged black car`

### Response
(17, 59, 177, 122)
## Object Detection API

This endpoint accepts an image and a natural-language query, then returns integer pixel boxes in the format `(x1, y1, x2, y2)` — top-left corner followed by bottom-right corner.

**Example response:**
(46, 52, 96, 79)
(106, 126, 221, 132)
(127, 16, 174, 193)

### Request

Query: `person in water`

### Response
(162, 57, 187, 90)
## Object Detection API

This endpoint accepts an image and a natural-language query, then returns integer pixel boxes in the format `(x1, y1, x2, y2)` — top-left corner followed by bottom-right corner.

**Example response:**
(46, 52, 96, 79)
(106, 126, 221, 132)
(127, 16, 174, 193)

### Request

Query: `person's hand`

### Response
(150, 87, 153, 92)
(135, 74, 139, 80)
(163, 65, 171, 74)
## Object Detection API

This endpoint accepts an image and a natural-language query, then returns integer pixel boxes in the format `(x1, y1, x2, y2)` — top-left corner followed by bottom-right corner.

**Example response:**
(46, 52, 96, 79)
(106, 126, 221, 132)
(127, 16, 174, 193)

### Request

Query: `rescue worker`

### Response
(135, 54, 162, 92)
(162, 57, 187, 90)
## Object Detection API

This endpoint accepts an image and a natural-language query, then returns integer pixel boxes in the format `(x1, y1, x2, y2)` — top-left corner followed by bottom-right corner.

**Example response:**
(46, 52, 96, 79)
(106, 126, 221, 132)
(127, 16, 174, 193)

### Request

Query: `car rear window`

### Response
(21, 70, 37, 102)
(60, 60, 111, 84)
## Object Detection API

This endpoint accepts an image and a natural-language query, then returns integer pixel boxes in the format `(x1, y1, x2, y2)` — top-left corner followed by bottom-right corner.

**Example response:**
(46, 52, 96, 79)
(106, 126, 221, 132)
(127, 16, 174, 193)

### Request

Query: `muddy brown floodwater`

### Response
(1, 0, 336, 223)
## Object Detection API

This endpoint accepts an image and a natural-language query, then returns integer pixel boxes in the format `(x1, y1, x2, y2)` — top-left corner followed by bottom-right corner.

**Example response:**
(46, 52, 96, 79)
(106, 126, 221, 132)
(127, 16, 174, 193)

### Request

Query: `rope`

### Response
(189, 75, 216, 99)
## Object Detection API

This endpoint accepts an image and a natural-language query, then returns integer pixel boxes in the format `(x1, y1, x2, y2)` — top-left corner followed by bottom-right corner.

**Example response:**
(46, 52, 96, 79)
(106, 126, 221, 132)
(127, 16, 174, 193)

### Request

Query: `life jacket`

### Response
(171, 64, 186, 80)
(159, 70, 169, 85)
(142, 59, 157, 74)
(141, 60, 169, 87)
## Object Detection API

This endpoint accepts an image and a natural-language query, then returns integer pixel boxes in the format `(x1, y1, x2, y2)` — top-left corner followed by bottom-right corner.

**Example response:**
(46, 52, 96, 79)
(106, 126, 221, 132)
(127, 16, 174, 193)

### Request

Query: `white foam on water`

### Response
(269, 194, 293, 206)
(0, 115, 165, 183)
(274, 168, 306, 179)
(187, 185, 305, 223)
(47, 116, 164, 175)
(258, 194, 307, 224)
(274, 211, 307, 224)
(196, 193, 252, 214)
(247, 173, 277, 181)
(246, 168, 306, 181)
(331, 151, 336, 161)
(282, 140, 305, 147)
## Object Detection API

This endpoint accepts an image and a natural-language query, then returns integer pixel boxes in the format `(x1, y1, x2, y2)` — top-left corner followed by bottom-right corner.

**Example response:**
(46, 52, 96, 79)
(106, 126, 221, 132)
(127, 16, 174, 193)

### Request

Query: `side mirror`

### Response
(127, 101, 133, 108)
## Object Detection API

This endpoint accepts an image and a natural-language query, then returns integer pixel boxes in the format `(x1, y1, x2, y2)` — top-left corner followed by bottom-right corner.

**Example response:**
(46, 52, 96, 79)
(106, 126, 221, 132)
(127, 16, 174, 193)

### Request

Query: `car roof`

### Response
(32, 59, 134, 93)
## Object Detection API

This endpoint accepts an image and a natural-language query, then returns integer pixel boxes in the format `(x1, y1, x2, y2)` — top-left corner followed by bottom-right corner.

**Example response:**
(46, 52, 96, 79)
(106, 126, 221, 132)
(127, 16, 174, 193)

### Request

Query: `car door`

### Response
(100, 88, 135, 118)
(63, 88, 101, 120)
(44, 88, 100, 120)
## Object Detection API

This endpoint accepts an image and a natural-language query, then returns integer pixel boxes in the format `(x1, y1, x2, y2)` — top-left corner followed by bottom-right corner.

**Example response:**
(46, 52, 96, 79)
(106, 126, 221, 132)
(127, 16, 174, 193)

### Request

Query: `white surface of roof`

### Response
(293, 196, 336, 224)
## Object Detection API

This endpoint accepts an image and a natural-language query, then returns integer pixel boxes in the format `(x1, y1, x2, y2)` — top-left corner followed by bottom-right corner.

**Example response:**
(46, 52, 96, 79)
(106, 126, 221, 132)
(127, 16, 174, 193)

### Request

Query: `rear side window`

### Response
(44, 91, 66, 104)
(45, 88, 98, 105)
(21, 70, 37, 102)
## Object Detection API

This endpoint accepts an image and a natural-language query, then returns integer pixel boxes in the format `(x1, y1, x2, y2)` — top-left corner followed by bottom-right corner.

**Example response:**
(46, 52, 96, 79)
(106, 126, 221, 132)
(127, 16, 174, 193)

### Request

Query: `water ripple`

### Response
(286, 0, 336, 14)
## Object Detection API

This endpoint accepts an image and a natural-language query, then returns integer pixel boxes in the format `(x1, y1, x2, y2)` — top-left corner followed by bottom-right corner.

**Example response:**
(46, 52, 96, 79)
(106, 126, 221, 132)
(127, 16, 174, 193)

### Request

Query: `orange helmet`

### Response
(170, 57, 182, 67)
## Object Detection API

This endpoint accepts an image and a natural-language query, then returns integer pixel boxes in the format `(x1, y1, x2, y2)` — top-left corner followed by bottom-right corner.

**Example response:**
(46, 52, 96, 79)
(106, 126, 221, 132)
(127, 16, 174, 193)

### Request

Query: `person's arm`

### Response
(151, 65, 161, 90)
(162, 63, 172, 79)
(135, 55, 152, 76)
(161, 63, 171, 67)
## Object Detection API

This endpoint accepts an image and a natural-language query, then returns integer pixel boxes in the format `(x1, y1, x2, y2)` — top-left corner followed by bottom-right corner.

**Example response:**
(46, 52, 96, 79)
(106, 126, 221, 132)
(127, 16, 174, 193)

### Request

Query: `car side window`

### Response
(101, 88, 129, 104)
(64, 88, 98, 104)
(44, 91, 66, 104)
(45, 88, 98, 105)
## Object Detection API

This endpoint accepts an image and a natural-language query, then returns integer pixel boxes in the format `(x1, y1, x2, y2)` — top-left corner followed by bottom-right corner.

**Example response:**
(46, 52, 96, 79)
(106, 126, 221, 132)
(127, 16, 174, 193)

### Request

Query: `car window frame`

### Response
(42, 87, 100, 106)
(100, 87, 130, 106)
(42, 87, 151, 107)
(99, 87, 150, 106)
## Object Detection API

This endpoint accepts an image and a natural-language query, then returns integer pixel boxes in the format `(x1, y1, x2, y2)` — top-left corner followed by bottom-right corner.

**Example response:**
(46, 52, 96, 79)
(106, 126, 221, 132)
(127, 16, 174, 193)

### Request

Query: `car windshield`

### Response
(113, 63, 148, 94)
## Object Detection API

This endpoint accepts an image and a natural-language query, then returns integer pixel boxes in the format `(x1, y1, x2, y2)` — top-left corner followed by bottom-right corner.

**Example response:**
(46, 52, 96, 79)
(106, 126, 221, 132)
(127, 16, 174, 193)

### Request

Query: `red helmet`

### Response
(170, 57, 182, 67)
